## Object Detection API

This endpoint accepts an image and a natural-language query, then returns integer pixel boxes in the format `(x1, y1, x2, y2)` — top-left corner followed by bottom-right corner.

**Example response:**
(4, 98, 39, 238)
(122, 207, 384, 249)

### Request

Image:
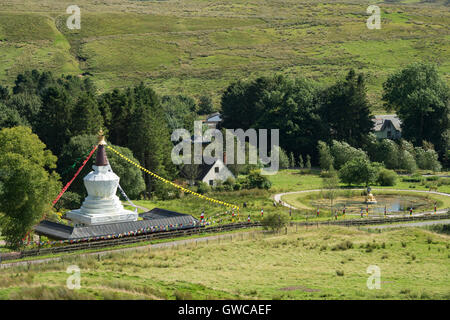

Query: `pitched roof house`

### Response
(197, 158, 235, 187)
(373, 115, 402, 140)
(203, 112, 222, 129)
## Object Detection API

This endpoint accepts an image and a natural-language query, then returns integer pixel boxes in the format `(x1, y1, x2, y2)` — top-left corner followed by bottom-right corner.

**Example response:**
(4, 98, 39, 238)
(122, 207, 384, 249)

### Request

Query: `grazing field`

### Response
(1, 225, 449, 300)
(0, 0, 448, 110)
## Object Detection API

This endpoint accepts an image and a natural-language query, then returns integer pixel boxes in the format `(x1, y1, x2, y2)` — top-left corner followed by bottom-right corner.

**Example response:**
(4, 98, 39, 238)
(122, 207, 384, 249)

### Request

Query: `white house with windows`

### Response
(197, 157, 234, 187)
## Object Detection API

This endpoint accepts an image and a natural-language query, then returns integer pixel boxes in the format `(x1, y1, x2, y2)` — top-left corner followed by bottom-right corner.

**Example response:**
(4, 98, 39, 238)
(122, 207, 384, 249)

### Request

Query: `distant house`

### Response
(203, 112, 222, 129)
(373, 115, 402, 140)
(197, 155, 234, 187)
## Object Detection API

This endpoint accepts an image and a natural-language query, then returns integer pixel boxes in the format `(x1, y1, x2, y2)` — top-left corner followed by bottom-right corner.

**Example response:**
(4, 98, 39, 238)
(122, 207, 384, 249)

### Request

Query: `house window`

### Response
(387, 130, 392, 138)
(209, 180, 214, 186)
(215, 167, 219, 173)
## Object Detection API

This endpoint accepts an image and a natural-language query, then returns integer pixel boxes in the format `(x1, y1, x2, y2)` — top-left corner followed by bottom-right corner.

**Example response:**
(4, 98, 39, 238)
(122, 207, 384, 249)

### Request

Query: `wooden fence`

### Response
(1, 211, 449, 262)
(0, 222, 261, 262)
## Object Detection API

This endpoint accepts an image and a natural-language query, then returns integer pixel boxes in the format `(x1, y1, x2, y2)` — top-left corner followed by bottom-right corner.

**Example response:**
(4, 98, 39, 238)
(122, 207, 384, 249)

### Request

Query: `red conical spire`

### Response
(95, 129, 109, 166)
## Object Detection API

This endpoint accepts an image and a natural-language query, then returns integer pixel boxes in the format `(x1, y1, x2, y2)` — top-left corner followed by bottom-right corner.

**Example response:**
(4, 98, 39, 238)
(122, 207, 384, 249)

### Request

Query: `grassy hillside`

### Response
(0, 0, 448, 110)
(1, 225, 449, 299)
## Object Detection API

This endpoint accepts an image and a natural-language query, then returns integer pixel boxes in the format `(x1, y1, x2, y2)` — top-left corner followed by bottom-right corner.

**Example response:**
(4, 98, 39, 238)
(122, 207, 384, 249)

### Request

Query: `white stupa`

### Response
(66, 130, 138, 226)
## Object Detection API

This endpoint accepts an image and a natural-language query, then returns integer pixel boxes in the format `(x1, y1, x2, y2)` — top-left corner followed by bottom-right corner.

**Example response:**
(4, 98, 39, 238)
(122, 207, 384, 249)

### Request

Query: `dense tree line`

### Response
(221, 63, 449, 168)
(0, 70, 209, 200)
(221, 70, 374, 165)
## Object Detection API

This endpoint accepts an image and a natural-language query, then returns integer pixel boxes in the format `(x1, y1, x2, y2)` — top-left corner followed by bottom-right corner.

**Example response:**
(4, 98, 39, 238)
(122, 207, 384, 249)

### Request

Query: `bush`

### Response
(331, 240, 353, 251)
(401, 174, 423, 183)
(338, 157, 379, 186)
(233, 182, 242, 191)
(376, 168, 397, 186)
(54, 191, 81, 211)
(196, 181, 210, 194)
(243, 170, 272, 190)
(223, 177, 235, 191)
(415, 146, 442, 172)
(330, 140, 368, 169)
(154, 181, 180, 200)
(214, 182, 225, 192)
(261, 212, 289, 232)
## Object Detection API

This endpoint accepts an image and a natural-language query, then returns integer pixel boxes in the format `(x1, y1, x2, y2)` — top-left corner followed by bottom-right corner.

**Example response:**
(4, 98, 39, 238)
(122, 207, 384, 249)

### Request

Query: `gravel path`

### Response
(122, 201, 150, 213)
(364, 219, 450, 229)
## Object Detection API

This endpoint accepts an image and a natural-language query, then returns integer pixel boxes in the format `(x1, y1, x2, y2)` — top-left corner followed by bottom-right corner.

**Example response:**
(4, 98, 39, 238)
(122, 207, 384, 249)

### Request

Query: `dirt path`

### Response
(122, 201, 150, 212)
(0, 230, 259, 269)
(273, 188, 450, 216)
(364, 219, 450, 230)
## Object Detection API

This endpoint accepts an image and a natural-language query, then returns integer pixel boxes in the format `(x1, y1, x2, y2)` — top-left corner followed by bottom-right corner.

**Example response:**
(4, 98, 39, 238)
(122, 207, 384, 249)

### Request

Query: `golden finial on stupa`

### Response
(97, 129, 107, 145)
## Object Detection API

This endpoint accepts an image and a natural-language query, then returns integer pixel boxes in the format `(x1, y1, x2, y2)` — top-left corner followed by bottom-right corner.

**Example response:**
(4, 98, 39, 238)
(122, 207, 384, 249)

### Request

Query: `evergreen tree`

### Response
(160, 95, 197, 133)
(306, 154, 312, 169)
(317, 141, 334, 171)
(71, 93, 103, 137)
(0, 85, 10, 101)
(289, 152, 296, 168)
(298, 154, 304, 169)
(6, 92, 41, 128)
(278, 147, 290, 169)
(99, 88, 133, 147)
(0, 103, 28, 129)
(320, 70, 374, 148)
(198, 95, 214, 115)
(128, 84, 176, 196)
(36, 86, 74, 156)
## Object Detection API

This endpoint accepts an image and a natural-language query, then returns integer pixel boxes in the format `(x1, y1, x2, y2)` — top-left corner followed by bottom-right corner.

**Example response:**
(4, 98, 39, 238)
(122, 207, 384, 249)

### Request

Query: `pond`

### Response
(310, 194, 435, 214)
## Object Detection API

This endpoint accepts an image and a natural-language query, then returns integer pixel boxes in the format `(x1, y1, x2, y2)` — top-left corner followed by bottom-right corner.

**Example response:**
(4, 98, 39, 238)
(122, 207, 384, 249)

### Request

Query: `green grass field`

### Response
(1, 225, 449, 299)
(0, 0, 448, 110)
(281, 189, 450, 213)
(126, 169, 450, 221)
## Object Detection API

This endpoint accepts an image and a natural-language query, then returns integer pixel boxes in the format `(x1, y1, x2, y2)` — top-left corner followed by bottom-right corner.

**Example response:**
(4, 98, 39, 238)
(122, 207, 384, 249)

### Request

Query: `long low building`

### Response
(34, 208, 200, 240)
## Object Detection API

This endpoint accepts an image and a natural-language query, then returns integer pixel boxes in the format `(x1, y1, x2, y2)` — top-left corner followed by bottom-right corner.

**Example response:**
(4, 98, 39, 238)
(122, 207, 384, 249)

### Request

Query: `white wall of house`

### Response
(202, 160, 234, 186)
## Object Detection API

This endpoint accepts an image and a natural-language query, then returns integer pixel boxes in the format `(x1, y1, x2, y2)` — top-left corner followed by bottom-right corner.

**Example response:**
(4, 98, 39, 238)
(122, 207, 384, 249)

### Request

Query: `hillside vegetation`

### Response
(1, 226, 449, 299)
(0, 0, 448, 110)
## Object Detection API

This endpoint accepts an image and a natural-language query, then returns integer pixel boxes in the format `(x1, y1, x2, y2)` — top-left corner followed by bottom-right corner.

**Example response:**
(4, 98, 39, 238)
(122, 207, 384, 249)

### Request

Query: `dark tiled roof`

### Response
(34, 220, 73, 239)
(373, 115, 402, 131)
(197, 163, 214, 180)
(34, 208, 199, 240)
(141, 208, 198, 226)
